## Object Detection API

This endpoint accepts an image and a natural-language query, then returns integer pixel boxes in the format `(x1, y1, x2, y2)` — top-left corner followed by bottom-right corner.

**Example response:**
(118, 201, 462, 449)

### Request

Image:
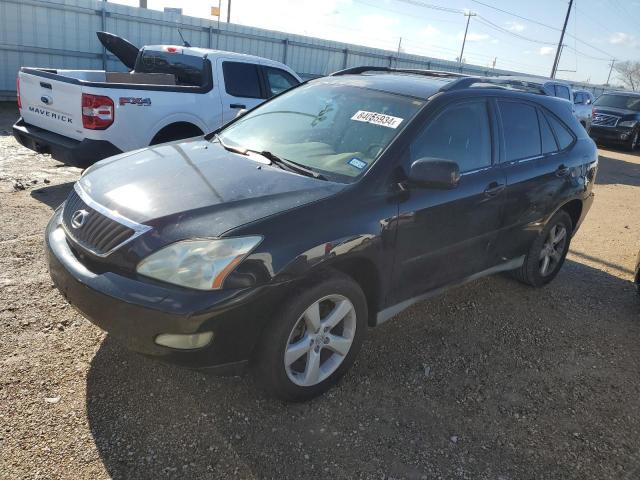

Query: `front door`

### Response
(391, 98, 506, 303)
(217, 59, 266, 124)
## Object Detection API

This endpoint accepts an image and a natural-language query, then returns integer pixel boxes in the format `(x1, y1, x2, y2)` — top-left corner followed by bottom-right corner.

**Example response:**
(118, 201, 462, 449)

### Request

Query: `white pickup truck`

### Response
(13, 32, 301, 165)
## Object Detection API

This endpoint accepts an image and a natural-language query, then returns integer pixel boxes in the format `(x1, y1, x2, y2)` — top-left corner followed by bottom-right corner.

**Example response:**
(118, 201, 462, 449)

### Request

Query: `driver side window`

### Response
(410, 100, 492, 173)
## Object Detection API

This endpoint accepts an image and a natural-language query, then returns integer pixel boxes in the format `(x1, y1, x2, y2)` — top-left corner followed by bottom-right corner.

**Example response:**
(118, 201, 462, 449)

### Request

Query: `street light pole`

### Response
(227, 0, 231, 22)
(459, 12, 476, 64)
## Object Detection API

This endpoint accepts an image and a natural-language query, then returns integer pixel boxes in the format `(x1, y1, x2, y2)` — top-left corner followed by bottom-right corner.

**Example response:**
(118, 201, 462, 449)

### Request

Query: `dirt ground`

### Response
(1, 101, 639, 480)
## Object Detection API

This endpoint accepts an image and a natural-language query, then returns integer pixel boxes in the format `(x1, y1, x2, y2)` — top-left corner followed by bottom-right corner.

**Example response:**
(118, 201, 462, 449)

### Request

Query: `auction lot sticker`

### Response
(351, 110, 404, 129)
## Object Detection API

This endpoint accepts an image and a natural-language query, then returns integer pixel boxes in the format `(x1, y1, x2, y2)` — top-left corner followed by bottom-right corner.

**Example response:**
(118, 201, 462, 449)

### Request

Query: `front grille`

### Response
(62, 189, 136, 256)
(592, 113, 620, 127)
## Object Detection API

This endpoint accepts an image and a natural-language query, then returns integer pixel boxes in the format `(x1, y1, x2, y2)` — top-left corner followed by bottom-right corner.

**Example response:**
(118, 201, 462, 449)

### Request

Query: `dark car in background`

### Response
(589, 91, 640, 151)
(45, 67, 598, 401)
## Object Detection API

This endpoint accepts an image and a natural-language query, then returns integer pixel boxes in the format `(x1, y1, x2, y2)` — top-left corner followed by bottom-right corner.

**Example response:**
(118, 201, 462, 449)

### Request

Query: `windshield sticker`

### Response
(348, 157, 367, 169)
(351, 110, 404, 129)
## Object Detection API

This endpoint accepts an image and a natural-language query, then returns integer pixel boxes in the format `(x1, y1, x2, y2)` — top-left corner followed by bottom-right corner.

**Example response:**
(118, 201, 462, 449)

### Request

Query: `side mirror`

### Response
(586, 98, 592, 105)
(408, 158, 460, 189)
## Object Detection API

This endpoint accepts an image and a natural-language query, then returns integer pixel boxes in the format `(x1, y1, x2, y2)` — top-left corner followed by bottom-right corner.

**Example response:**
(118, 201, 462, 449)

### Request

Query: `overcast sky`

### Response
(111, 0, 639, 85)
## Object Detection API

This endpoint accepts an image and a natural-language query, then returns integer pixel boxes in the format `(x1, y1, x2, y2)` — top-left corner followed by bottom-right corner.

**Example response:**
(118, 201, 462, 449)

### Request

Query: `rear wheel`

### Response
(512, 210, 573, 287)
(254, 271, 367, 401)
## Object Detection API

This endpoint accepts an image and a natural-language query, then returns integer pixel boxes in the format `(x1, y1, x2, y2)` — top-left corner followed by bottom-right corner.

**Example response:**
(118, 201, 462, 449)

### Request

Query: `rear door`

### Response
(19, 71, 83, 140)
(217, 59, 266, 123)
(493, 99, 574, 260)
(262, 66, 299, 97)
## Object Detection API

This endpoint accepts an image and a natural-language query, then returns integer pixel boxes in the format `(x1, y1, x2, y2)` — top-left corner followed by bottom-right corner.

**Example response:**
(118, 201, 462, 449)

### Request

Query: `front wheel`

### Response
(254, 271, 368, 401)
(512, 210, 573, 287)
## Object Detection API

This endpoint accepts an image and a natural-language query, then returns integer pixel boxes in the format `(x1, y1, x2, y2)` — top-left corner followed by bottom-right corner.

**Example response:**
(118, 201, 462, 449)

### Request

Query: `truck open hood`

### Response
(97, 31, 139, 70)
(78, 139, 345, 237)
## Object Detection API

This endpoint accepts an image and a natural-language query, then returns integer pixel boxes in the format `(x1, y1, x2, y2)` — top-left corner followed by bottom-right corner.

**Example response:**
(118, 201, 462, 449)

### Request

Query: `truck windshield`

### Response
(217, 81, 424, 182)
(594, 94, 640, 112)
(135, 50, 205, 86)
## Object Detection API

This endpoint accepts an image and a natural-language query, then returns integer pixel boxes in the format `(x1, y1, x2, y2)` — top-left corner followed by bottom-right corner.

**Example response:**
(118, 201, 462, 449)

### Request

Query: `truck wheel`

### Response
(254, 271, 367, 402)
(512, 210, 573, 287)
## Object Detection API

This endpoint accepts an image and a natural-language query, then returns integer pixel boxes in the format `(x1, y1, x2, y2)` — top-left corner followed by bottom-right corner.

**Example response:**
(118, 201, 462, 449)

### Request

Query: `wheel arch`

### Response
(150, 121, 205, 145)
(322, 256, 382, 327)
(558, 198, 583, 233)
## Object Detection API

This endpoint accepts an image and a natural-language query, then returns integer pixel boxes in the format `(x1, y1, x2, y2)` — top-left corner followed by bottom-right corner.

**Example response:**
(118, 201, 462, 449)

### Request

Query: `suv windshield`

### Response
(217, 81, 424, 182)
(594, 94, 640, 112)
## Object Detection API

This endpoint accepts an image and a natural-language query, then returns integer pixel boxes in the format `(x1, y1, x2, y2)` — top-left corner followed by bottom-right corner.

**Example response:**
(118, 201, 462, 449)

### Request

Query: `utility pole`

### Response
(459, 12, 476, 64)
(492, 57, 496, 69)
(396, 36, 402, 67)
(606, 59, 616, 85)
(550, 0, 573, 78)
(227, 0, 231, 22)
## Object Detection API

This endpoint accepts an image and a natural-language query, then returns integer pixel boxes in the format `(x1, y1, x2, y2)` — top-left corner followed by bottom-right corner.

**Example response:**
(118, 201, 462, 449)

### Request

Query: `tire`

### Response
(254, 270, 368, 402)
(512, 210, 573, 287)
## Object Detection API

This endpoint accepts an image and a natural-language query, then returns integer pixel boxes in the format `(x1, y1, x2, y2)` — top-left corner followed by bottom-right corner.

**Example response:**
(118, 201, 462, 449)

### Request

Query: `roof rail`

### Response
(330, 66, 470, 78)
(329, 66, 549, 96)
(441, 77, 547, 95)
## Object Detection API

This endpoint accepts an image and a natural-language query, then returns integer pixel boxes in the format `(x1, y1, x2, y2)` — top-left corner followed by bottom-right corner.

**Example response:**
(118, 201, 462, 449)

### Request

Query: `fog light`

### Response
(155, 331, 214, 350)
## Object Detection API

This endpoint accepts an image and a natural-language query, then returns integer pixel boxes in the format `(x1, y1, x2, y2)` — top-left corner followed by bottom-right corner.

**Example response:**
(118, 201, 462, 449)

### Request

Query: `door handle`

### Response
(484, 181, 505, 197)
(40, 82, 52, 89)
(555, 164, 570, 177)
(230, 103, 246, 109)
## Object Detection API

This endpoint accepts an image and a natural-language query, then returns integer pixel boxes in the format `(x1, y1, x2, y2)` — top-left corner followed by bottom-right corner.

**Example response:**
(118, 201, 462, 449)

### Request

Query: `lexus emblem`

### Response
(71, 209, 89, 229)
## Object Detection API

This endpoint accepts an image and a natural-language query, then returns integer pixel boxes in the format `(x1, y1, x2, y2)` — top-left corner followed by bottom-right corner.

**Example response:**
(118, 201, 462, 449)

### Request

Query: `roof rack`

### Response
(330, 66, 470, 78)
(441, 77, 547, 95)
(329, 66, 549, 96)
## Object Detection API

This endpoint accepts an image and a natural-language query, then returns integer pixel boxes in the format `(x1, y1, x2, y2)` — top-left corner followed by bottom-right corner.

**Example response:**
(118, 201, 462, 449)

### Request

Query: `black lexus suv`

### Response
(589, 91, 640, 150)
(46, 67, 598, 401)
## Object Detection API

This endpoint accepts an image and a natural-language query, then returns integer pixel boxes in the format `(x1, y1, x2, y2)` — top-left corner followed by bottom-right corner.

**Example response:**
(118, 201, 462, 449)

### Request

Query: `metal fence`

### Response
(0, 0, 609, 101)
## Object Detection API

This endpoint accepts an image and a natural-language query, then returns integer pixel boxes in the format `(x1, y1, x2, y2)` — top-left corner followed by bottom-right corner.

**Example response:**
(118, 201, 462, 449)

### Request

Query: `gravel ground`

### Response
(1, 101, 640, 480)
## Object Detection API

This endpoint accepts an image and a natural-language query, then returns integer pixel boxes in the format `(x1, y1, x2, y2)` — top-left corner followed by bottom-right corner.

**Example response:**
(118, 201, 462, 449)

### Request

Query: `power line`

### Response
(471, 0, 618, 60)
(475, 15, 556, 45)
(471, 0, 560, 31)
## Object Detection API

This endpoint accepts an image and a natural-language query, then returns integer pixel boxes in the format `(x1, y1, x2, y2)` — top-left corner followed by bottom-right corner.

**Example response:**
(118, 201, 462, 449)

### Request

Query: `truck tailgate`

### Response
(19, 71, 83, 141)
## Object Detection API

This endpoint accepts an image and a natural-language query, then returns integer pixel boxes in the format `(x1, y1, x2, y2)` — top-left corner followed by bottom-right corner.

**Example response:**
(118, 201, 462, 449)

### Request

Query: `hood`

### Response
(78, 139, 345, 237)
(97, 31, 139, 70)
(592, 106, 640, 117)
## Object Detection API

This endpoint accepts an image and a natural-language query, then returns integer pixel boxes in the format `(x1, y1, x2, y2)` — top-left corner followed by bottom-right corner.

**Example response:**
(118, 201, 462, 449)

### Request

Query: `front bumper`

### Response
(589, 125, 634, 144)
(13, 117, 122, 167)
(45, 211, 287, 370)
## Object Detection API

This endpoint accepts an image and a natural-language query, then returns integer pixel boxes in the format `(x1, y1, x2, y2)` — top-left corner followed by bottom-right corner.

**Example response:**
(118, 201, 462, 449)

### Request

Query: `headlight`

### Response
(136, 236, 262, 290)
(619, 120, 638, 128)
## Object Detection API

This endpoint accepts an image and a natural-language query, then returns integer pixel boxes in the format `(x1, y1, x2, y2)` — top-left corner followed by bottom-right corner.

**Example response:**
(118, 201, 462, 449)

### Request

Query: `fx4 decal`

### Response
(119, 97, 152, 106)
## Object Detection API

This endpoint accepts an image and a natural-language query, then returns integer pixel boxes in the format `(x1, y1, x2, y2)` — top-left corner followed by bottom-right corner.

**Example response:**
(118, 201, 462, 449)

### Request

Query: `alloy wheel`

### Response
(539, 224, 567, 276)
(284, 294, 357, 387)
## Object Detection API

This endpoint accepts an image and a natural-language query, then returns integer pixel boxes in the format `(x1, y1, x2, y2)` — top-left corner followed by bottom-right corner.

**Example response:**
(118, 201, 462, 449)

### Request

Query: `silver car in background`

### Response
(573, 89, 595, 130)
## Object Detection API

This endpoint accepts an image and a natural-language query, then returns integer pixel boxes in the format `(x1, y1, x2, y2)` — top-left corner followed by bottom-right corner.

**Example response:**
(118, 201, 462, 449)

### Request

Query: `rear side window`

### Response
(545, 112, 575, 150)
(554, 85, 571, 100)
(498, 101, 541, 161)
(222, 62, 262, 98)
(265, 67, 298, 97)
(538, 109, 558, 154)
(136, 50, 204, 86)
(410, 100, 491, 173)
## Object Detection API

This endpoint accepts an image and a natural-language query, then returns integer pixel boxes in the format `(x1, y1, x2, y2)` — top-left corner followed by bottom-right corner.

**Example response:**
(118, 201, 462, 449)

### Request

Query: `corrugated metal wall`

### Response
(0, 0, 608, 101)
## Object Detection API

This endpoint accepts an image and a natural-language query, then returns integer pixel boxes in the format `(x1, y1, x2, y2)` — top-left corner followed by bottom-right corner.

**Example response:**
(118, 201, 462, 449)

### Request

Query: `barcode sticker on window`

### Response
(351, 110, 404, 129)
